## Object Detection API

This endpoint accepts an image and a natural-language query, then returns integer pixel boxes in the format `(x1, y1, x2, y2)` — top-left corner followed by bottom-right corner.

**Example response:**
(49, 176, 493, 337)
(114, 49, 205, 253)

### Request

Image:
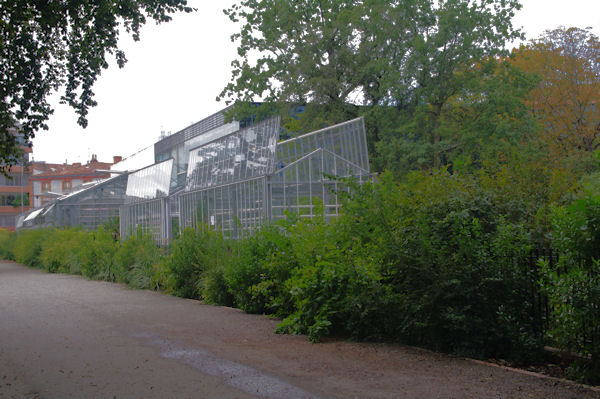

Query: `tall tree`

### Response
(396, 0, 523, 169)
(218, 0, 399, 131)
(1, 0, 193, 170)
(219, 0, 524, 173)
(512, 27, 600, 157)
(377, 57, 539, 175)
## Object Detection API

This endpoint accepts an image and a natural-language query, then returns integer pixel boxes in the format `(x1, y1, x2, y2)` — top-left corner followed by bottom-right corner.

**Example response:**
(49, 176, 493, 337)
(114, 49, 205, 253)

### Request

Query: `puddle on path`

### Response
(131, 331, 320, 399)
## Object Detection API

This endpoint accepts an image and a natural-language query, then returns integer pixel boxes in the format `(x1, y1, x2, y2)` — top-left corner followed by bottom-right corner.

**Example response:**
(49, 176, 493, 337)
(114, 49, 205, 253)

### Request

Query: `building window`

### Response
(62, 180, 72, 191)
(41, 182, 50, 192)
(0, 174, 22, 186)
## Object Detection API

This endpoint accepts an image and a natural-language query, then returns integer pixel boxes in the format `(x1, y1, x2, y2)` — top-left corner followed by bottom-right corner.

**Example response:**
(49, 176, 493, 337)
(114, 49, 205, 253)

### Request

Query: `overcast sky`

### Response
(31, 0, 600, 165)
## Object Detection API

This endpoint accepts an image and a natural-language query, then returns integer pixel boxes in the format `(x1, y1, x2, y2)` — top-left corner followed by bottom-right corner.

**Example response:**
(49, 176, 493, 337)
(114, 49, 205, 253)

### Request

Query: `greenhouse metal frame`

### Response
(18, 115, 370, 243)
(177, 116, 370, 239)
(17, 173, 129, 230)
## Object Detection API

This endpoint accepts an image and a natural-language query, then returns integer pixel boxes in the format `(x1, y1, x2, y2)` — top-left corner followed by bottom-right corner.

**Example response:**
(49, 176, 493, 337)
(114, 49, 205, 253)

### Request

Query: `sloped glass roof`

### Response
(185, 117, 280, 191)
(275, 117, 369, 172)
(125, 159, 173, 202)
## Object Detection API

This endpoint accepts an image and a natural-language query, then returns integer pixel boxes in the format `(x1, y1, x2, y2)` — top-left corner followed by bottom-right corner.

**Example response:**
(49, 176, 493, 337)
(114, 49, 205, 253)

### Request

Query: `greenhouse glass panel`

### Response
(120, 198, 169, 245)
(17, 174, 129, 230)
(185, 117, 279, 191)
(120, 159, 174, 244)
(179, 176, 267, 239)
(275, 117, 368, 171)
(125, 159, 173, 202)
(178, 116, 369, 237)
(269, 148, 369, 222)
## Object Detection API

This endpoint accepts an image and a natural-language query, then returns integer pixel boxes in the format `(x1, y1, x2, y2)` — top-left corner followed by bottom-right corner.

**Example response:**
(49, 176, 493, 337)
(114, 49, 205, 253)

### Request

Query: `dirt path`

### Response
(0, 260, 597, 399)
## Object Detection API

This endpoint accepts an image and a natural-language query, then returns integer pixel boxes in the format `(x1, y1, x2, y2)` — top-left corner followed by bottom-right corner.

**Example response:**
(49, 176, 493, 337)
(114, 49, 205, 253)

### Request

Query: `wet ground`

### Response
(0, 261, 598, 399)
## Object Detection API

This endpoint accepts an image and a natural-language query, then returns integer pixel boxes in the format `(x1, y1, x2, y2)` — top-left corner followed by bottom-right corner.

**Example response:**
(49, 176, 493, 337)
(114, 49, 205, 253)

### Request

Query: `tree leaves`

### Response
(220, 0, 525, 172)
(0, 0, 193, 170)
(512, 27, 600, 159)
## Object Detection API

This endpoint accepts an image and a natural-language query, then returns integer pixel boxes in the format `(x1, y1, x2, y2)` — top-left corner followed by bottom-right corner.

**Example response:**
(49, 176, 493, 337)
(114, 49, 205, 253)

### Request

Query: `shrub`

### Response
(225, 222, 297, 315)
(201, 264, 234, 306)
(0, 229, 15, 260)
(540, 197, 600, 383)
(84, 226, 119, 280)
(165, 227, 231, 300)
(39, 228, 87, 273)
(323, 171, 543, 357)
(115, 230, 162, 289)
(12, 228, 49, 268)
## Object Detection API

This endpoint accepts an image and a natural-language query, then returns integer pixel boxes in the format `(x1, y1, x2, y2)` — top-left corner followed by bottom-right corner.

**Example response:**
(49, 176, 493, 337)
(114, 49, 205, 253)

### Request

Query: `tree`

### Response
(511, 27, 600, 160)
(377, 57, 539, 176)
(219, 0, 524, 173)
(218, 0, 387, 131)
(1, 0, 193, 170)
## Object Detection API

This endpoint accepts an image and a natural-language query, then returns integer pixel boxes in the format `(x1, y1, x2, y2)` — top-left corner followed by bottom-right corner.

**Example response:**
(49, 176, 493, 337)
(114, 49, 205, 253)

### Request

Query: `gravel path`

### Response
(0, 260, 597, 399)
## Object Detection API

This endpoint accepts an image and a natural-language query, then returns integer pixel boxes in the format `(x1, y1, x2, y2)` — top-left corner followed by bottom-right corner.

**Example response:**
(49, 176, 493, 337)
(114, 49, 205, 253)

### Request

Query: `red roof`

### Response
(31, 161, 113, 178)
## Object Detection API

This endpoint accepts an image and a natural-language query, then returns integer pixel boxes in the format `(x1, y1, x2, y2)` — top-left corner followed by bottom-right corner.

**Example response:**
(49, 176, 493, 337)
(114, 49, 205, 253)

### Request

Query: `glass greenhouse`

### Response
(177, 116, 370, 238)
(17, 114, 371, 243)
(17, 173, 128, 230)
(119, 159, 174, 245)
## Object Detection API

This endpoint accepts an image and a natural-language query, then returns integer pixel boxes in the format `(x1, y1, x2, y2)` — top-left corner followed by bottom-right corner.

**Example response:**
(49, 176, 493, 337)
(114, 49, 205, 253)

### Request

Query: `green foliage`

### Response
(220, 0, 525, 172)
(0, 229, 15, 260)
(10, 193, 29, 207)
(115, 230, 162, 289)
(201, 265, 233, 307)
(39, 228, 86, 273)
(84, 227, 120, 280)
(3, 226, 160, 289)
(0, 0, 192, 169)
(12, 228, 48, 268)
(34, 226, 118, 277)
(225, 223, 297, 314)
(540, 197, 600, 382)
(330, 172, 543, 357)
(165, 227, 232, 300)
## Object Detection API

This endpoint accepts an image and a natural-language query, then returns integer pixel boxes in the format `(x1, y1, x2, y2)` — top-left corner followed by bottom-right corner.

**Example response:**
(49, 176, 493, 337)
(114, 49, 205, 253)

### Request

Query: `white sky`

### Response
(31, 0, 600, 165)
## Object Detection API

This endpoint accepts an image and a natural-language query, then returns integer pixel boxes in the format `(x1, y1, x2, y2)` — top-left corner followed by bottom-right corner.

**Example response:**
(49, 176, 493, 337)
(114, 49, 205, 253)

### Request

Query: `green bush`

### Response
(316, 171, 544, 357)
(115, 230, 162, 289)
(225, 222, 297, 315)
(34, 226, 118, 277)
(201, 264, 233, 306)
(39, 228, 86, 273)
(163, 227, 231, 299)
(0, 229, 15, 260)
(12, 228, 49, 268)
(540, 197, 600, 383)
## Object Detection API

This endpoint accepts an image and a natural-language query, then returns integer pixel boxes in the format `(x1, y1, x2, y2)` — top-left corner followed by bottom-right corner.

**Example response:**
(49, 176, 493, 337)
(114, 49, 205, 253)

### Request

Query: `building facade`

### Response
(0, 127, 33, 230)
(30, 155, 119, 208)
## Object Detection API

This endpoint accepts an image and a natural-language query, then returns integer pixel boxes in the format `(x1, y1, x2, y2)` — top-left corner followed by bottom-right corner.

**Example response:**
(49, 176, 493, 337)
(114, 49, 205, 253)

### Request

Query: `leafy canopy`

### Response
(512, 27, 600, 157)
(219, 0, 525, 172)
(0, 0, 193, 169)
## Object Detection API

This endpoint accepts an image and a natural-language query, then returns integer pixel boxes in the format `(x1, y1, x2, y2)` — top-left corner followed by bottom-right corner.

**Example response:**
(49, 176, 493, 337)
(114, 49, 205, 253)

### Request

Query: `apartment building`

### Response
(31, 155, 121, 208)
(0, 129, 33, 230)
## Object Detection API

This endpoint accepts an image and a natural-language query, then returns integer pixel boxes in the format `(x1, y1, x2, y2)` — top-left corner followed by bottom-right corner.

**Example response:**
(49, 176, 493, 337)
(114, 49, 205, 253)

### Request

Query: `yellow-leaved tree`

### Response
(512, 27, 600, 160)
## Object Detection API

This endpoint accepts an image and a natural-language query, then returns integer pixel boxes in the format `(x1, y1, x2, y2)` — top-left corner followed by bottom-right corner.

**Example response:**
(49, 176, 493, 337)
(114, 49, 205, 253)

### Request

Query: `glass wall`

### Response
(276, 117, 368, 171)
(17, 115, 370, 243)
(179, 176, 267, 238)
(18, 174, 128, 230)
(179, 116, 370, 238)
(185, 117, 279, 191)
(120, 197, 169, 245)
(125, 159, 173, 202)
(120, 159, 174, 244)
(269, 148, 369, 222)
